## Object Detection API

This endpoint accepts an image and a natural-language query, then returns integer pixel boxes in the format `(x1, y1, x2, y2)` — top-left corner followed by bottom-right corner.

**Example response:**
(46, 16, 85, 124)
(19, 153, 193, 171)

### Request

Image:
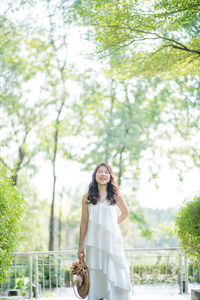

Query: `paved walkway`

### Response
(131, 295, 190, 300)
(38, 294, 190, 300)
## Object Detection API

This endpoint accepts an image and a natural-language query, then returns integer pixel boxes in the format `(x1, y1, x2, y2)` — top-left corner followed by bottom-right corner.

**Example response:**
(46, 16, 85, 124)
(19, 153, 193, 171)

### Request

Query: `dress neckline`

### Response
(98, 199, 108, 204)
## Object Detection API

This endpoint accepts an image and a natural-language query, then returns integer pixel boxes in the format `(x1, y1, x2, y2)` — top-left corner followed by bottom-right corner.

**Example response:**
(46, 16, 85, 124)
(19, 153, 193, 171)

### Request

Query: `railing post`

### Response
(42, 260, 45, 291)
(178, 249, 183, 294)
(35, 254, 39, 298)
(29, 255, 33, 299)
(14, 258, 17, 288)
(184, 254, 188, 294)
(129, 250, 134, 295)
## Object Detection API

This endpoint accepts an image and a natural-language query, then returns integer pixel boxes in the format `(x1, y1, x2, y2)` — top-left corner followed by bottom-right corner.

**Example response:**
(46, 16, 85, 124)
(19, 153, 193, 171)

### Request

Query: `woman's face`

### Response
(95, 165, 111, 185)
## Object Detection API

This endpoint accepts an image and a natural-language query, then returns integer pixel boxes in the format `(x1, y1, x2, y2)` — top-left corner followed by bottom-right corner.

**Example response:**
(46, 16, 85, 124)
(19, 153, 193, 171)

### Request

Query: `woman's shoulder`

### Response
(116, 192, 122, 200)
(83, 192, 89, 199)
(82, 193, 89, 204)
(116, 192, 124, 204)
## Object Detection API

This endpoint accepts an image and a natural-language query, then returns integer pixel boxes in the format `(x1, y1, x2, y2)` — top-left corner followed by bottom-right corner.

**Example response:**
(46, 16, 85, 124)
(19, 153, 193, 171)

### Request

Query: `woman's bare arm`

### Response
(78, 194, 89, 258)
(116, 194, 129, 224)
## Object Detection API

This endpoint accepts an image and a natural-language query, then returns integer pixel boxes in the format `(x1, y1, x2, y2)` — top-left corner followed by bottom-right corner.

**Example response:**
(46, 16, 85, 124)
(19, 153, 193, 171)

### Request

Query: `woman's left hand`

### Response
(78, 246, 85, 259)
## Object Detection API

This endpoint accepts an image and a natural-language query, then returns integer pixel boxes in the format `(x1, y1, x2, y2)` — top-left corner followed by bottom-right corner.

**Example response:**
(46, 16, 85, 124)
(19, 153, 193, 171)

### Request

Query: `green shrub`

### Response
(188, 263, 200, 283)
(0, 176, 25, 285)
(16, 277, 29, 296)
(131, 262, 179, 284)
(174, 194, 200, 267)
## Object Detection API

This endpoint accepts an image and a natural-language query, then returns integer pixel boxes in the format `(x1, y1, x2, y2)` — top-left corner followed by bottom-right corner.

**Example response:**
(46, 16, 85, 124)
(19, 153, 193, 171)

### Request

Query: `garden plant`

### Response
(0, 175, 25, 285)
(175, 194, 200, 268)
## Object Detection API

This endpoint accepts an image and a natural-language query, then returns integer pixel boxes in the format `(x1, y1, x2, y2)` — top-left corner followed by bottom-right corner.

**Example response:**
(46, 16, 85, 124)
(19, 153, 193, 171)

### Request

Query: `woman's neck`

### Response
(98, 184, 107, 195)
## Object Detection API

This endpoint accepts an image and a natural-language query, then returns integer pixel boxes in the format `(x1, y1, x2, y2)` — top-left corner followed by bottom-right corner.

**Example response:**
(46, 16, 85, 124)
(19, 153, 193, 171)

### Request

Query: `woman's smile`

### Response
(100, 177, 106, 181)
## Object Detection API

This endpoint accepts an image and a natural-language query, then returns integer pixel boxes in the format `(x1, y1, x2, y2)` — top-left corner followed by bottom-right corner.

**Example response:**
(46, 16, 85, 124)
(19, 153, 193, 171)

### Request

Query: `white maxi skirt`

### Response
(84, 200, 132, 300)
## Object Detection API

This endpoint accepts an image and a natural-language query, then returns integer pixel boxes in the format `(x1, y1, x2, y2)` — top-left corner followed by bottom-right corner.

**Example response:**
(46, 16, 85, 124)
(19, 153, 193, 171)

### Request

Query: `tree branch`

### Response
(11, 128, 30, 185)
(172, 45, 200, 55)
(0, 157, 11, 170)
(94, 24, 200, 56)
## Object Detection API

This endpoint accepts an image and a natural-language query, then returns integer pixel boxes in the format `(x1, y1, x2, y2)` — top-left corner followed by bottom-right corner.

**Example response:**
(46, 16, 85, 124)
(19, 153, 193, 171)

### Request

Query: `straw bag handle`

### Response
(79, 255, 86, 265)
(70, 256, 88, 299)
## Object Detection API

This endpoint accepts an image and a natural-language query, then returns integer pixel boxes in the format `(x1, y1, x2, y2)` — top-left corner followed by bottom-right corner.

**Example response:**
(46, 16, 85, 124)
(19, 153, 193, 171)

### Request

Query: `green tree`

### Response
(166, 76, 200, 180)
(71, 72, 172, 186)
(36, 0, 78, 251)
(145, 76, 200, 182)
(0, 14, 51, 185)
(0, 175, 25, 284)
(0, 99, 45, 185)
(74, 0, 200, 78)
(16, 173, 49, 252)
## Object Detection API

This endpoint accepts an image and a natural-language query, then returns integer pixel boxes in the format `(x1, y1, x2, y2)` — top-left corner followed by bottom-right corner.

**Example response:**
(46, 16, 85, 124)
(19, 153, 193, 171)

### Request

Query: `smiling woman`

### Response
(87, 163, 118, 205)
(96, 165, 111, 186)
(78, 162, 132, 300)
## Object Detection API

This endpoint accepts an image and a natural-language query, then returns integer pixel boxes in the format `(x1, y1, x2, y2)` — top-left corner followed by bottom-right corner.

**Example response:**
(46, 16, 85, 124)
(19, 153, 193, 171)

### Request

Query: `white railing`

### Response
(1, 248, 195, 298)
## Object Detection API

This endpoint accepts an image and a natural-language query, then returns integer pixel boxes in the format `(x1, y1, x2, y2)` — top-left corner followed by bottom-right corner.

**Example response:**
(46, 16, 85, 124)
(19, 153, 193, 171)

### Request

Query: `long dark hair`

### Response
(87, 163, 119, 205)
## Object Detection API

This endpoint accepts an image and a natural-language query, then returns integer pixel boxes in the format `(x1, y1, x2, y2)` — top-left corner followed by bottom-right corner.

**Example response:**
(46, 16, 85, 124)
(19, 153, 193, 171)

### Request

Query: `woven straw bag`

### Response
(70, 256, 90, 299)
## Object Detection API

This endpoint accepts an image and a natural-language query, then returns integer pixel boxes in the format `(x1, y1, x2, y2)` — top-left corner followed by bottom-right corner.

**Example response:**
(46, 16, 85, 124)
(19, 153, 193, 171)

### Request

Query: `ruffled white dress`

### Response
(84, 200, 132, 300)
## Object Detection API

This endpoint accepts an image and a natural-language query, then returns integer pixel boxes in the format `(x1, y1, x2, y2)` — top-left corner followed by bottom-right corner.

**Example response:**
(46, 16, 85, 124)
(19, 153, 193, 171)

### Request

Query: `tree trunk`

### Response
(48, 101, 65, 251)
(117, 146, 125, 186)
(47, 0, 68, 251)
(58, 196, 62, 250)
(105, 79, 115, 162)
(11, 130, 29, 185)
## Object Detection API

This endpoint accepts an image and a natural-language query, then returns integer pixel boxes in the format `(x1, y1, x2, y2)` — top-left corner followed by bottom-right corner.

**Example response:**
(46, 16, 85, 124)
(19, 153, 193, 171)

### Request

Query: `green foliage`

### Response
(132, 207, 179, 248)
(74, 0, 200, 79)
(0, 175, 25, 284)
(132, 262, 200, 284)
(16, 175, 49, 252)
(71, 74, 168, 186)
(174, 194, 200, 266)
(15, 277, 29, 296)
(3, 257, 71, 292)
(128, 199, 152, 239)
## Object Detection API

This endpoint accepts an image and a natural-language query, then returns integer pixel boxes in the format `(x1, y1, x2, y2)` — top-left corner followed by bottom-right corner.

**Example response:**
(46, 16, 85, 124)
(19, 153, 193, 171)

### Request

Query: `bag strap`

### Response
(72, 285, 85, 299)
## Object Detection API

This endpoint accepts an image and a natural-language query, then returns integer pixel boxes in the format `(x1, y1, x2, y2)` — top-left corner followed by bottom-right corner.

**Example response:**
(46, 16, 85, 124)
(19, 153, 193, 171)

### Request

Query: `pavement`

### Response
(131, 295, 190, 300)
(37, 293, 190, 300)
(38, 296, 190, 300)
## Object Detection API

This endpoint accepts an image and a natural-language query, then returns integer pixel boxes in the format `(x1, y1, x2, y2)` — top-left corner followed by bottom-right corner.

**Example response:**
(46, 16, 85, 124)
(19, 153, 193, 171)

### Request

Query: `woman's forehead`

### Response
(97, 165, 109, 172)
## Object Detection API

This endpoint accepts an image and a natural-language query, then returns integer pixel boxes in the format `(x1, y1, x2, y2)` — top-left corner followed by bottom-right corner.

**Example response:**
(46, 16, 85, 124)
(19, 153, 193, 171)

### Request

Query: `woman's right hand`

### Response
(78, 246, 85, 259)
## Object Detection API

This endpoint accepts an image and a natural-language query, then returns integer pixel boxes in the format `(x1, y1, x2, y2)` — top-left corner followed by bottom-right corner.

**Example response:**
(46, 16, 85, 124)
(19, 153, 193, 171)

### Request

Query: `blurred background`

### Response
(0, 0, 199, 253)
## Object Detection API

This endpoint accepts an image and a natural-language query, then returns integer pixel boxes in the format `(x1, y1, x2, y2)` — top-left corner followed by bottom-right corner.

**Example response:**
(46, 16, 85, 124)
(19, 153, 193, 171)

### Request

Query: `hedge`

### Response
(174, 193, 200, 266)
(0, 176, 25, 285)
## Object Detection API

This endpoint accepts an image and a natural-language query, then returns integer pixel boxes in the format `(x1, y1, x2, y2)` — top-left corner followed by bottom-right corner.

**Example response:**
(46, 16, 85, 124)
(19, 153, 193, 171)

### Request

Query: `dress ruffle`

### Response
(84, 201, 132, 300)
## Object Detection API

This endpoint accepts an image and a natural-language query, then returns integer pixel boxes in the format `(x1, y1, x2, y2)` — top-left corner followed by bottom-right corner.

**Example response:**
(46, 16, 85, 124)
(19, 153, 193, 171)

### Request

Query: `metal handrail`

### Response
(15, 247, 180, 255)
(4, 248, 189, 298)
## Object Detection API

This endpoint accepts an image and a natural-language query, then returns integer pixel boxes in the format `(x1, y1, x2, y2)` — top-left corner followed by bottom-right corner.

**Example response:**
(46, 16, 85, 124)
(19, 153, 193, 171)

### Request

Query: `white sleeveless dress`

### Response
(84, 200, 132, 300)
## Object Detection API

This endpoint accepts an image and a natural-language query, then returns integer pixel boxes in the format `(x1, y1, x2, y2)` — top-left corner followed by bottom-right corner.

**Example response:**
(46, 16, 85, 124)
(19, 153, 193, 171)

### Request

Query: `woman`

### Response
(78, 162, 132, 300)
